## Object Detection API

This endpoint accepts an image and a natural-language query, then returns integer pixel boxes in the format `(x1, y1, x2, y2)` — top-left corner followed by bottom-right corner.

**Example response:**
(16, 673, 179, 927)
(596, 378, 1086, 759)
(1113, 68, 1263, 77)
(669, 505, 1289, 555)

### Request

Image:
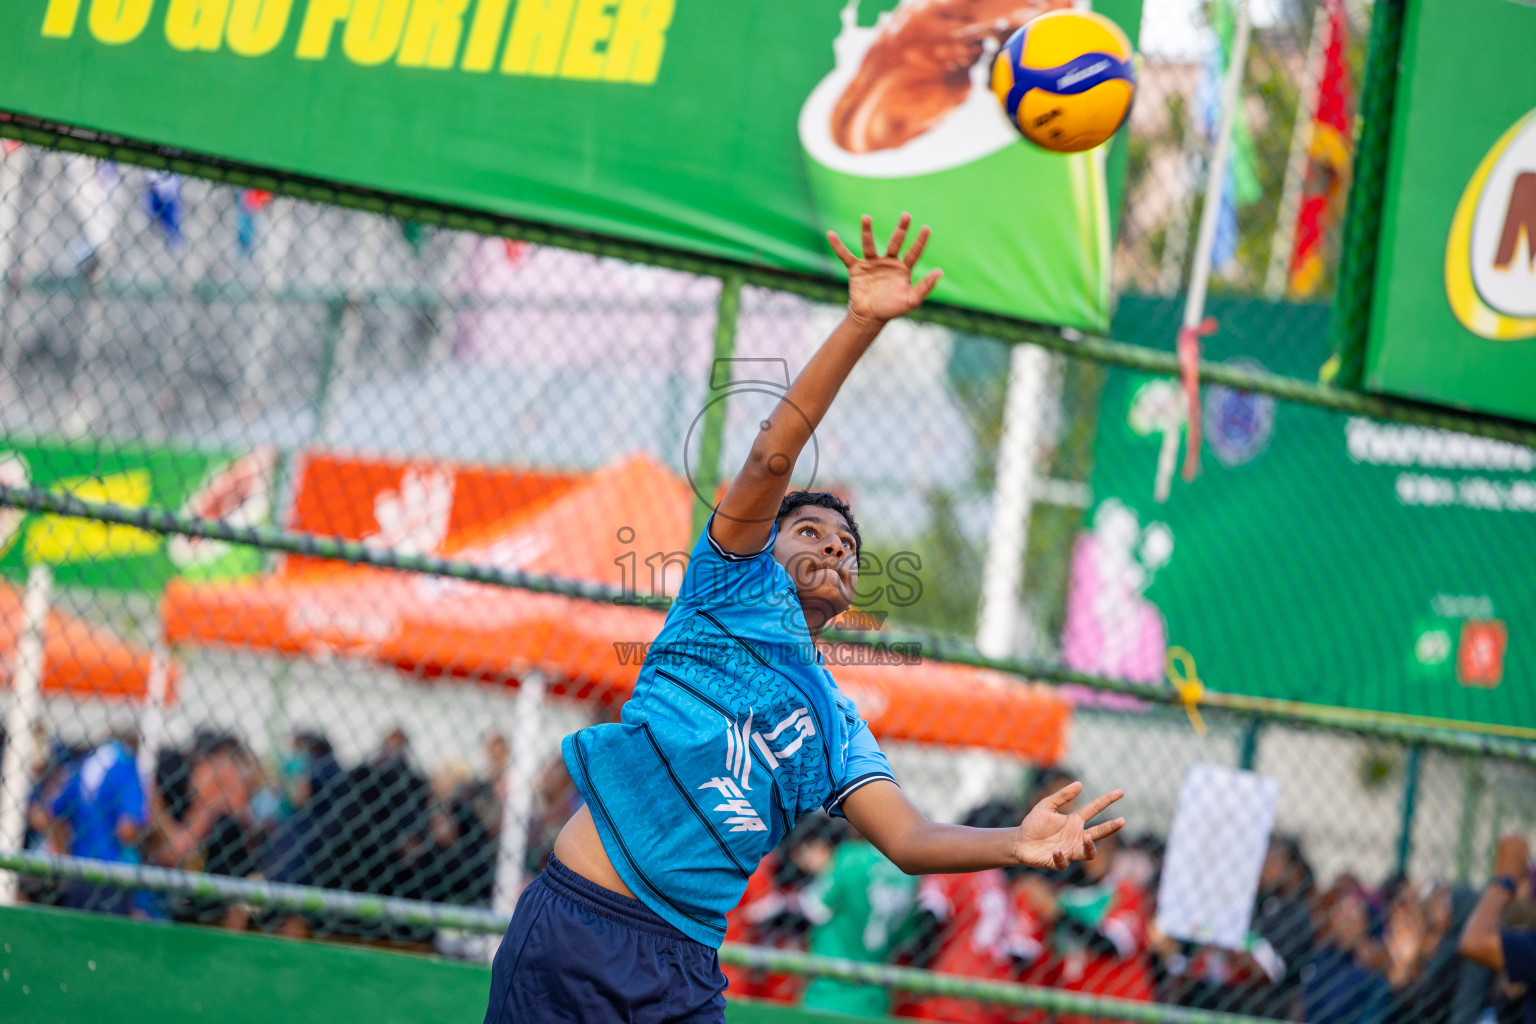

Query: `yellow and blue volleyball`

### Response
(991, 10, 1137, 154)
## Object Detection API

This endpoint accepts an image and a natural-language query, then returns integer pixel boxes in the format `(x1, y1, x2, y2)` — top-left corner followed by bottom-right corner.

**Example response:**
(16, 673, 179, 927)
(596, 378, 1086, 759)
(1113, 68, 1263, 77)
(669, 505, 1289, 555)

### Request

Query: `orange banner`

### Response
(163, 574, 1067, 760)
(282, 452, 582, 578)
(0, 581, 177, 702)
(165, 452, 1069, 760)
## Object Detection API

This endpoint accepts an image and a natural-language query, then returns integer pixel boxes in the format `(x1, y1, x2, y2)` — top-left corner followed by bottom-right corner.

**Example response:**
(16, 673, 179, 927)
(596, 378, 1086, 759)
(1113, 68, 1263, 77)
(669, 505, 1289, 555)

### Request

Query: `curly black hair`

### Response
(776, 490, 861, 555)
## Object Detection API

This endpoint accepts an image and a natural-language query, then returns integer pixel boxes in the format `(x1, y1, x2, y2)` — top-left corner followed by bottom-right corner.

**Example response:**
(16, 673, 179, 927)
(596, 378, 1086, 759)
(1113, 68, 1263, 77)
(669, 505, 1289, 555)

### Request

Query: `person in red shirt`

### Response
(1003, 866, 1063, 1024)
(900, 800, 1037, 1024)
(721, 816, 841, 1004)
(1048, 831, 1156, 1023)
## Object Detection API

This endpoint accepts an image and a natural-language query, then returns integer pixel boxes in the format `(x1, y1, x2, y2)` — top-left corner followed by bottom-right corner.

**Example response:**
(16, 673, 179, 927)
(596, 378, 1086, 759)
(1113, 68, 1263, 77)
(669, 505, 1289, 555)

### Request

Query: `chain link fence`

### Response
(2, 1, 1535, 1022)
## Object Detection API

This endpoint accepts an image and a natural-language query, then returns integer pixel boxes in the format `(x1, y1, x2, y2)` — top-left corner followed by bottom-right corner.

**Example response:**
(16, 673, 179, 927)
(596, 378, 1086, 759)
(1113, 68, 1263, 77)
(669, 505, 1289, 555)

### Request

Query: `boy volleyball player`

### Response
(483, 216, 1126, 1023)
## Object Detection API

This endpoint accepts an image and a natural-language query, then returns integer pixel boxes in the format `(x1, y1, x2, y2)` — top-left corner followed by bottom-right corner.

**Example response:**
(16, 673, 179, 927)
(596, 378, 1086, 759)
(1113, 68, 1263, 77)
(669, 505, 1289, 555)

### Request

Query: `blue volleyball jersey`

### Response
(563, 516, 896, 948)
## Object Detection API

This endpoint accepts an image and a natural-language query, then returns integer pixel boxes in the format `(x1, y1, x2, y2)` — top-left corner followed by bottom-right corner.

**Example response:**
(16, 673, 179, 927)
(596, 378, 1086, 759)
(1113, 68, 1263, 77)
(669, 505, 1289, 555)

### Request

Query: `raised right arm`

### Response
(709, 214, 940, 555)
(1459, 835, 1529, 969)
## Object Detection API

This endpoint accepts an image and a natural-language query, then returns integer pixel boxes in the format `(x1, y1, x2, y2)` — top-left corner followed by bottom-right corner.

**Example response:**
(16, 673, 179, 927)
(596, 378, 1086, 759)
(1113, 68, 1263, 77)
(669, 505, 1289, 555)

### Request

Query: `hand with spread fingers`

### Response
(1015, 781, 1127, 870)
(827, 212, 944, 324)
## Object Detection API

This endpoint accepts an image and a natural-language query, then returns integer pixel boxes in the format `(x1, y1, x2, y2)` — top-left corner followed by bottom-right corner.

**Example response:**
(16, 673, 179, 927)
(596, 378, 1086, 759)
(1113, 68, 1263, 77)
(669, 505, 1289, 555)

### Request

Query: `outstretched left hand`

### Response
(828, 213, 943, 324)
(1014, 781, 1127, 870)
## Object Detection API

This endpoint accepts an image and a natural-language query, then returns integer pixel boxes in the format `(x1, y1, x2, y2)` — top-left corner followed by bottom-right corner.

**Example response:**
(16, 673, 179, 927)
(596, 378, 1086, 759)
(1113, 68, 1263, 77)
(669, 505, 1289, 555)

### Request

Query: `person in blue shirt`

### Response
(1303, 880, 1392, 1024)
(46, 712, 149, 916)
(482, 214, 1127, 1024)
(1459, 834, 1536, 1024)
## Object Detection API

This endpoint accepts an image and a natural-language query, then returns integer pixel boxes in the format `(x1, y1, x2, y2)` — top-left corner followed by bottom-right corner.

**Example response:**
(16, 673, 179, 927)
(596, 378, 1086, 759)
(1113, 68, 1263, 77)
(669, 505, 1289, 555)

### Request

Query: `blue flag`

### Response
(1198, 26, 1239, 273)
(145, 172, 183, 250)
(1197, 0, 1261, 276)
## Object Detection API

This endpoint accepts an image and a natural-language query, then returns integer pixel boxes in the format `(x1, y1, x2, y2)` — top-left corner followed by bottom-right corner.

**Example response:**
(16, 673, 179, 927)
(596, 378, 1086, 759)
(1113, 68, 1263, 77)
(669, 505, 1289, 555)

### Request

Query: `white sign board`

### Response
(1156, 763, 1280, 950)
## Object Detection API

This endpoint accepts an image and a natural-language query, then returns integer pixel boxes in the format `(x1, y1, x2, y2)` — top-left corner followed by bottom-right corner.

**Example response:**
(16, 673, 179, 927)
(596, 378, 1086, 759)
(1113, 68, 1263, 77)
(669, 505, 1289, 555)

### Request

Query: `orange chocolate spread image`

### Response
(830, 0, 1068, 154)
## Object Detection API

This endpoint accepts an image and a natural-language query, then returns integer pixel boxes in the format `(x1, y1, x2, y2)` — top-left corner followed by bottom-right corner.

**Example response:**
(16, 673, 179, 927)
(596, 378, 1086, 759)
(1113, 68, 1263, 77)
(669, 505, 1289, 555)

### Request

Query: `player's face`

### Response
(772, 506, 860, 627)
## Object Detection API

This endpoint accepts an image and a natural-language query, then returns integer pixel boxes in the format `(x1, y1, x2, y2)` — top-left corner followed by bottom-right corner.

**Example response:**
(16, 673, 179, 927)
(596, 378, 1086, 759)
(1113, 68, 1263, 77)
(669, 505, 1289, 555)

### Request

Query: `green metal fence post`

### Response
(1488, 791, 1509, 879)
(264, 659, 295, 779)
(1454, 758, 1487, 885)
(1238, 718, 1262, 771)
(690, 273, 743, 541)
(310, 295, 350, 443)
(1394, 744, 1422, 878)
(1327, 0, 1406, 389)
(265, 294, 349, 564)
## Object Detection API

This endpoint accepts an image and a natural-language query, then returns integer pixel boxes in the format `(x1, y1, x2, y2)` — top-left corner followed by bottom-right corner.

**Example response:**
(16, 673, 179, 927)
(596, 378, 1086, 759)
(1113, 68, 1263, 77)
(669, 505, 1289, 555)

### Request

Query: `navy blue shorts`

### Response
(483, 856, 727, 1024)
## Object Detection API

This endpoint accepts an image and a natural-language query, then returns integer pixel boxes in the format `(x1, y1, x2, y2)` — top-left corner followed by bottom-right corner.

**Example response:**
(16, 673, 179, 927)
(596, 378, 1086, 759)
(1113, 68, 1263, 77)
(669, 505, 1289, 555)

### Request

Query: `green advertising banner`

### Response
(1073, 297, 1534, 737)
(1364, 0, 1536, 422)
(0, 905, 883, 1024)
(0, 0, 1142, 332)
(0, 440, 273, 591)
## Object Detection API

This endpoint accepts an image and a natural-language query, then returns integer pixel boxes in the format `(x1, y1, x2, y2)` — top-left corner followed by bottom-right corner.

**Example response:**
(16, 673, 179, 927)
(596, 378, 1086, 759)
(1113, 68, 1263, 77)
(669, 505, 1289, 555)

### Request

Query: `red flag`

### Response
(241, 189, 274, 213)
(1288, 0, 1352, 297)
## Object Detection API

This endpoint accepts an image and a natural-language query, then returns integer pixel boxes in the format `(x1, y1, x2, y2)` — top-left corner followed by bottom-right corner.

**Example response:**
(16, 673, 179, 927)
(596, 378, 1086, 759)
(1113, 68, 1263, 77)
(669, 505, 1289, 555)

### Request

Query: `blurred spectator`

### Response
(29, 712, 1514, 1024)
(1027, 768, 1076, 805)
(1015, 761, 1092, 1018)
(485, 733, 510, 812)
(409, 732, 509, 916)
(263, 730, 343, 887)
(43, 710, 148, 916)
(254, 728, 324, 828)
(1305, 877, 1393, 1024)
(261, 730, 345, 938)
(156, 731, 262, 929)
(1050, 829, 1156, 1023)
(1440, 887, 1498, 1024)
(1166, 833, 1316, 1020)
(163, 732, 259, 873)
(153, 742, 192, 832)
(1386, 881, 1480, 1024)
(24, 730, 76, 852)
(522, 753, 582, 877)
(801, 824, 917, 1018)
(335, 726, 431, 899)
(454, 753, 500, 905)
(1459, 835, 1535, 1024)
(20, 730, 82, 906)
(1006, 863, 1065, 1023)
(1250, 835, 1318, 1019)
(19, 722, 51, 834)
(722, 815, 841, 1005)
(899, 799, 1033, 1024)
(377, 727, 409, 763)
(402, 762, 477, 903)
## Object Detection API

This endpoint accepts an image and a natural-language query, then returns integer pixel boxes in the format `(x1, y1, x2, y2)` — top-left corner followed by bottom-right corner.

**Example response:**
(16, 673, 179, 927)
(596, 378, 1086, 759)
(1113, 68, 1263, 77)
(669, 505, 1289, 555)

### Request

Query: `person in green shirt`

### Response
(802, 826, 918, 1017)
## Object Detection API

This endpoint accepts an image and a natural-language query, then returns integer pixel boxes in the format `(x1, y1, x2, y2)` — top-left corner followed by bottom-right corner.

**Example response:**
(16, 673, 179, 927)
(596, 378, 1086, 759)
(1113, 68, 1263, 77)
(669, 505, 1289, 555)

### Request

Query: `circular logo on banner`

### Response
(1202, 359, 1275, 468)
(1445, 107, 1536, 340)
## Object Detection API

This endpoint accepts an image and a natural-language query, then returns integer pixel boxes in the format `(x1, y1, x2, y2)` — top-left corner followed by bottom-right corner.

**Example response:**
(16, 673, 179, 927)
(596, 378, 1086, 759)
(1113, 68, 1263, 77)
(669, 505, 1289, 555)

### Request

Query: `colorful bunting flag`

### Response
(400, 220, 428, 252)
(236, 189, 273, 257)
(1199, 0, 1261, 275)
(145, 172, 184, 250)
(1288, 0, 1352, 297)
